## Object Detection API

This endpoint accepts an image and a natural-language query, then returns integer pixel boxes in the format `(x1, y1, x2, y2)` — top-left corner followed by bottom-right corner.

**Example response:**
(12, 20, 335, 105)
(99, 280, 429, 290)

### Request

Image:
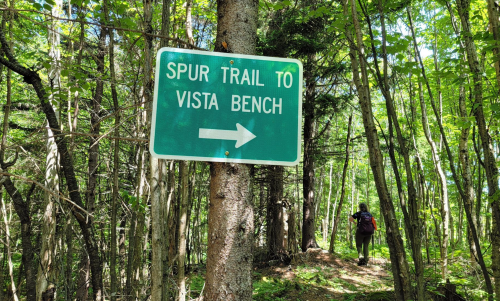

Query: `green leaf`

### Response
(70, 86, 82, 93)
(491, 103, 500, 113)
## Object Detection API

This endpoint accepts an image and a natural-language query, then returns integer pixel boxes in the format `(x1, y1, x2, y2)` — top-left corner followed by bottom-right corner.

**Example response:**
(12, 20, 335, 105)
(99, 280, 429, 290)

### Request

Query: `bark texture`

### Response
(204, 0, 258, 298)
(204, 163, 254, 301)
(301, 54, 319, 251)
(37, 0, 61, 298)
(268, 166, 285, 258)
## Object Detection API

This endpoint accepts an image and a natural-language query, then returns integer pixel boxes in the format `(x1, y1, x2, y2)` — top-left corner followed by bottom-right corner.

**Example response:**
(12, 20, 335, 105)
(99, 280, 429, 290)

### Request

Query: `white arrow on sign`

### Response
(199, 123, 257, 148)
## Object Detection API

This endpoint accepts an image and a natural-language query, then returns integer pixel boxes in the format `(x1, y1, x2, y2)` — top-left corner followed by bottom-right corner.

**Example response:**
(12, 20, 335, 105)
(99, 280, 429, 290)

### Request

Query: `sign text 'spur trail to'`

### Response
(150, 47, 303, 166)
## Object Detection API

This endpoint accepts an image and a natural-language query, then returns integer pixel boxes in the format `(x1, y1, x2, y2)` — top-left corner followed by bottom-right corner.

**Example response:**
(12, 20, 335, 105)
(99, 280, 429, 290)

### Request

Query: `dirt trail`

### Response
(254, 248, 394, 301)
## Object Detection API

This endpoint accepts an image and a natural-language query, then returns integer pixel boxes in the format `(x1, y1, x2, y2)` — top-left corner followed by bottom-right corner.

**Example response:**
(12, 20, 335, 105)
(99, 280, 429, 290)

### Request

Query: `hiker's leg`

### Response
(362, 235, 370, 262)
(355, 231, 363, 259)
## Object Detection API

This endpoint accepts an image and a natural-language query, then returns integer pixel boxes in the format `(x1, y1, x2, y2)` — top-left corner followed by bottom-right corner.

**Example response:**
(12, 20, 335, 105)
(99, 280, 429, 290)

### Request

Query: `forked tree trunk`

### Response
(344, 0, 412, 298)
(364, 2, 424, 297)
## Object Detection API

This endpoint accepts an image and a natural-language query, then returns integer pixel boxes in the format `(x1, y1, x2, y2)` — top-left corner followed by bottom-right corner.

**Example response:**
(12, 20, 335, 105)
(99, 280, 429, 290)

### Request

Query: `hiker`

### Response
(349, 203, 377, 266)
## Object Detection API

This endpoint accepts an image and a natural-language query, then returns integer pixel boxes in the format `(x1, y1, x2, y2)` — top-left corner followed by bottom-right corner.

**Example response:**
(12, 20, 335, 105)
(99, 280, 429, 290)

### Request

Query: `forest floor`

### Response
(188, 247, 397, 300)
(251, 248, 395, 301)
(188, 247, 474, 300)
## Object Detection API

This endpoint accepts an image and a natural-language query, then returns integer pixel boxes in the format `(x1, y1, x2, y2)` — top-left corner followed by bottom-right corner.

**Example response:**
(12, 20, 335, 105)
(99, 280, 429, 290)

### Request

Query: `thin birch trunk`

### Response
(164, 161, 175, 299)
(107, 0, 120, 296)
(323, 162, 333, 244)
(330, 178, 341, 236)
(329, 113, 352, 253)
(65, 215, 74, 300)
(185, 0, 194, 45)
(1, 197, 18, 301)
(408, 7, 450, 278)
(178, 161, 189, 301)
(37, 0, 62, 298)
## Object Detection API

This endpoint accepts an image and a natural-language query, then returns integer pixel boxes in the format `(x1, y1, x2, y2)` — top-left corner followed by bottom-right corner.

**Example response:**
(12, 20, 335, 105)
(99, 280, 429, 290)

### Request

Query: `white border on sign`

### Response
(149, 47, 303, 167)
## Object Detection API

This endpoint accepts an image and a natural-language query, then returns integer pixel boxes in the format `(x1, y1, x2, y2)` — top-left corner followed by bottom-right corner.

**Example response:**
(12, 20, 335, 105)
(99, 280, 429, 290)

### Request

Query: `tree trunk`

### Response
(204, 163, 254, 300)
(323, 162, 333, 244)
(456, 0, 500, 296)
(302, 54, 319, 251)
(446, 1, 497, 296)
(408, 7, 450, 278)
(329, 113, 352, 253)
(268, 166, 286, 258)
(178, 161, 189, 301)
(0, 190, 19, 301)
(161, 0, 171, 48)
(65, 214, 74, 300)
(107, 0, 120, 297)
(1, 179, 36, 301)
(365, 2, 425, 297)
(203, 0, 257, 298)
(37, 0, 61, 298)
(345, 0, 412, 298)
(486, 0, 500, 91)
(164, 161, 175, 300)
(76, 251, 90, 301)
(185, 0, 194, 45)
(457, 60, 478, 262)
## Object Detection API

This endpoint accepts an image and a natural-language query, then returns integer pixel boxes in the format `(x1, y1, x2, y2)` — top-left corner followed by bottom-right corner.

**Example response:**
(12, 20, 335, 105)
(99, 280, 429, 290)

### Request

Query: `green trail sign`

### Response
(150, 47, 303, 166)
